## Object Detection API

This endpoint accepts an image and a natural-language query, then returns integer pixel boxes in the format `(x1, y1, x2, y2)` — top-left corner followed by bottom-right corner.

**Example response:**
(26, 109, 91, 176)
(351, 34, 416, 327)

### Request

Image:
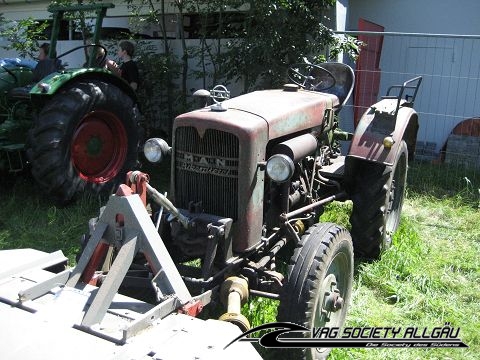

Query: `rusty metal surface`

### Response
(348, 100, 418, 166)
(225, 89, 338, 140)
(173, 110, 267, 253)
(176, 88, 338, 141)
(172, 88, 338, 253)
(272, 133, 318, 161)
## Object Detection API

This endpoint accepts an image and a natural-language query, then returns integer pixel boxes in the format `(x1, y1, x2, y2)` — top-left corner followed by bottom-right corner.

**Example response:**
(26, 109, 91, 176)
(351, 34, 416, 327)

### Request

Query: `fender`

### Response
(346, 97, 419, 167)
(29, 68, 137, 104)
(0, 63, 34, 93)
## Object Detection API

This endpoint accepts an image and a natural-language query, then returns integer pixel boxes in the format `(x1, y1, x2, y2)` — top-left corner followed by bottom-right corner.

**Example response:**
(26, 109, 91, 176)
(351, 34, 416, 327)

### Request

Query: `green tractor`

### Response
(0, 3, 140, 203)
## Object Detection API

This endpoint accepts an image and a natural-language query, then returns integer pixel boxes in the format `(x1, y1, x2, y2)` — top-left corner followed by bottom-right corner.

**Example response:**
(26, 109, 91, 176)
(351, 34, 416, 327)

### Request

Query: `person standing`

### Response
(106, 40, 140, 91)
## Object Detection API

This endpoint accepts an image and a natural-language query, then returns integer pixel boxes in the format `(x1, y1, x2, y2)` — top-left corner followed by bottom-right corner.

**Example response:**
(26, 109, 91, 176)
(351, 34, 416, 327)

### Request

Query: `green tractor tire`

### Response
(26, 79, 139, 204)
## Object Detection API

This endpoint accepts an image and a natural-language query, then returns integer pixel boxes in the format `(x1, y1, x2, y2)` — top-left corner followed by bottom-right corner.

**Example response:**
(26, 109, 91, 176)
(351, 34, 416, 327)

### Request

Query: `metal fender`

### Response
(29, 68, 136, 102)
(346, 100, 419, 166)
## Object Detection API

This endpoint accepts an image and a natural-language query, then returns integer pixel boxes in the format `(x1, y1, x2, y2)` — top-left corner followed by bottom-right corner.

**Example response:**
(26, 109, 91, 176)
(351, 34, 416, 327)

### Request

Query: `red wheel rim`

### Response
(71, 111, 128, 183)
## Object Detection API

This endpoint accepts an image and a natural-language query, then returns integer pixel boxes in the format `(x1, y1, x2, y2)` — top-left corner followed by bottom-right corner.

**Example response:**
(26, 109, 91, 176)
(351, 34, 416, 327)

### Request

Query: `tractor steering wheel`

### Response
(56, 44, 108, 68)
(287, 63, 336, 92)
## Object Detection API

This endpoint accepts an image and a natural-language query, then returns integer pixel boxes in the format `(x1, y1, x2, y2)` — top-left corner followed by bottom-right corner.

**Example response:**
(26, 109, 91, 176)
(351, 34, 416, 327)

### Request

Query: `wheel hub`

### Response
(85, 136, 103, 157)
(325, 289, 344, 312)
(319, 274, 344, 323)
(71, 111, 128, 183)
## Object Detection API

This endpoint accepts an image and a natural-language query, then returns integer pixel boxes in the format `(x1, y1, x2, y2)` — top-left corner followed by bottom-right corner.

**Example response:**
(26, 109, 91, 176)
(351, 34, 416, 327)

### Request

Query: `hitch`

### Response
(2, 189, 195, 344)
(128, 170, 190, 229)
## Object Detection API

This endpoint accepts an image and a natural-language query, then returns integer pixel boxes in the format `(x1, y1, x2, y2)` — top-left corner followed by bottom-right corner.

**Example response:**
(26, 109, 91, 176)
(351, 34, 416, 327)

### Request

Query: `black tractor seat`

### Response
(316, 62, 355, 109)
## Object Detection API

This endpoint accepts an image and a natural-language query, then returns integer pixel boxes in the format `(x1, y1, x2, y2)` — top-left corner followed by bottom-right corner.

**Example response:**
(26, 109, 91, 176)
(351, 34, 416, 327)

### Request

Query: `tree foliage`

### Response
(1, 0, 361, 133)
(126, 0, 360, 96)
(0, 15, 48, 58)
(122, 0, 362, 134)
(125, 0, 185, 138)
(220, 0, 361, 91)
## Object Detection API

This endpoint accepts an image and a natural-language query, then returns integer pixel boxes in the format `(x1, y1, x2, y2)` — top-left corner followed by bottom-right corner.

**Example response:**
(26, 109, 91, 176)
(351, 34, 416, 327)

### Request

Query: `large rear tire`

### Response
(277, 223, 354, 360)
(349, 140, 408, 259)
(27, 80, 139, 203)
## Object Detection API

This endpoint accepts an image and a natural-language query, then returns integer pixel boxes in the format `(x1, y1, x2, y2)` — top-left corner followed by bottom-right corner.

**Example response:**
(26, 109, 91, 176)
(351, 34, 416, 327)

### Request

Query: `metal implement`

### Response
(0, 192, 262, 359)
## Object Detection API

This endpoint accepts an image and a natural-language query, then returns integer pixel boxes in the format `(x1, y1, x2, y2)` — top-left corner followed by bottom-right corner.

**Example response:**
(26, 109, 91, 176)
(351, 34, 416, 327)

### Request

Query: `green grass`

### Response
(330, 199, 479, 360)
(0, 177, 102, 264)
(248, 163, 480, 359)
(0, 162, 478, 359)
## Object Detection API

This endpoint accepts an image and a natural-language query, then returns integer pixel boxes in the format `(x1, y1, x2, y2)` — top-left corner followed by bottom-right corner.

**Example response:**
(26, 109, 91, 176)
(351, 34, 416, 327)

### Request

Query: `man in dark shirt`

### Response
(106, 40, 140, 91)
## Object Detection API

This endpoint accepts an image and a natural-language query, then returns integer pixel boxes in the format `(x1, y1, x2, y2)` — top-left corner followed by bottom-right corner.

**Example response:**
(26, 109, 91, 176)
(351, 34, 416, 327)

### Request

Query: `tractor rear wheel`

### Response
(349, 140, 408, 259)
(277, 223, 354, 360)
(26, 80, 139, 203)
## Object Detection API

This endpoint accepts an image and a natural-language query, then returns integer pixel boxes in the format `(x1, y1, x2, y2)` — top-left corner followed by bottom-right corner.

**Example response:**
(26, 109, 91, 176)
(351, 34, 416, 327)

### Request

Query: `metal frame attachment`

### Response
(1, 190, 194, 344)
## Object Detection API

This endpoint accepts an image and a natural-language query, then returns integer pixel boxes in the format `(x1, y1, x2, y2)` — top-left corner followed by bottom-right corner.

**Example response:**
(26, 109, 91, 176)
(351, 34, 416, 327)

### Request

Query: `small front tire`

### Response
(277, 222, 354, 360)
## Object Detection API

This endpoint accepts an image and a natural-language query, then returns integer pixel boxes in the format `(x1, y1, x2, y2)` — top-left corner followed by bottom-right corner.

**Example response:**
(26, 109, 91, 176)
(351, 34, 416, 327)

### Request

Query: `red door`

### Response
(354, 19, 384, 126)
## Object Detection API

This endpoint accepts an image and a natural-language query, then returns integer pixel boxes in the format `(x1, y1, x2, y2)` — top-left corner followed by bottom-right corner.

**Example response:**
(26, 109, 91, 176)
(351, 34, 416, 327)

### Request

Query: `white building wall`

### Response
(0, 0, 178, 20)
(349, 0, 480, 34)
(348, 0, 480, 154)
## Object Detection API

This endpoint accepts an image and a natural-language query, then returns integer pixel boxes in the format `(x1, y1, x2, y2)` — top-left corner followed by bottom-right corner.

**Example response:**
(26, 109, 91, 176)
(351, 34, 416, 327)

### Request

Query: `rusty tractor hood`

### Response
(176, 88, 339, 140)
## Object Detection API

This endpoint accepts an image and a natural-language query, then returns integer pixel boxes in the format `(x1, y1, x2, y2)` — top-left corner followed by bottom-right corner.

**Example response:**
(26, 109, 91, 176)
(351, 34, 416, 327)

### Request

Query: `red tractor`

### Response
(137, 63, 421, 357)
(0, 62, 421, 359)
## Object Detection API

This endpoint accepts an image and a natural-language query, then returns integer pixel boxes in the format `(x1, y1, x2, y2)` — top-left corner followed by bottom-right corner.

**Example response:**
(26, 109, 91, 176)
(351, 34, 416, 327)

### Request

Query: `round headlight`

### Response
(143, 138, 171, 163)
(266, 154, 295, 183)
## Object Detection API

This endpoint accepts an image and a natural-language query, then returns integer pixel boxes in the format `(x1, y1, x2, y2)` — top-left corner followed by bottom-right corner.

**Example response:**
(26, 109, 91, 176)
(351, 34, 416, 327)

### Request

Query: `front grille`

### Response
(174, 126, 239, 219)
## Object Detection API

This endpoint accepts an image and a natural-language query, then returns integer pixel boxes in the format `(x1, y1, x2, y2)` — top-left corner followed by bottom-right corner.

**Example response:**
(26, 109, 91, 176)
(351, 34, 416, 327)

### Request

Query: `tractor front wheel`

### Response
(277, 223, 354, 360)
(27, 80, 139, 203)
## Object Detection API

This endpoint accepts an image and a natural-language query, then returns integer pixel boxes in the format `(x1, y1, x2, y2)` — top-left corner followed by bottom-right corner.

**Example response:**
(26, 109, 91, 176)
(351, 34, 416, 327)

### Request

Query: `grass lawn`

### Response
(0, 162, 478, 359)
